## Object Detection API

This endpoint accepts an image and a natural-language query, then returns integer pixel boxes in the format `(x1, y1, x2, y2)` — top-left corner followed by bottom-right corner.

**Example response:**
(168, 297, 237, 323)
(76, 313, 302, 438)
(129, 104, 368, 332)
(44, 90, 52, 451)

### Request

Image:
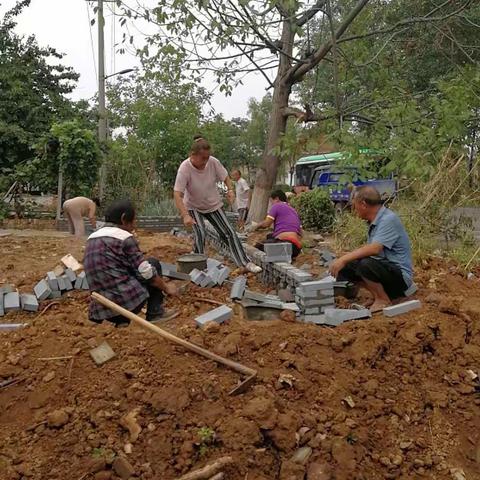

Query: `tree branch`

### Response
(283, 105, 332, 122)
(296, 0, 328, 27)
(286, 0, 371, 84)
(283, 105, 381, 126)
(337, 0, 473, 45)
(238, 45, 275, 89)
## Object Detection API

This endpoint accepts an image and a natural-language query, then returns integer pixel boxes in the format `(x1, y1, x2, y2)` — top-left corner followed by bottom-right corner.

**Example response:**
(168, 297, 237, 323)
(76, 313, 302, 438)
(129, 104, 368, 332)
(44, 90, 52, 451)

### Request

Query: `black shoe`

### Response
(147, 309, 179, 324)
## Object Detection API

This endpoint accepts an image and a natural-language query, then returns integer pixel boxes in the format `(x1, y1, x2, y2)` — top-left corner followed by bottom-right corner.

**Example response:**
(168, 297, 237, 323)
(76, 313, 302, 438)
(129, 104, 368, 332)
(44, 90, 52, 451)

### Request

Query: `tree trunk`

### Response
(248, 20, 295, 222)
(248, 83, 290, 221)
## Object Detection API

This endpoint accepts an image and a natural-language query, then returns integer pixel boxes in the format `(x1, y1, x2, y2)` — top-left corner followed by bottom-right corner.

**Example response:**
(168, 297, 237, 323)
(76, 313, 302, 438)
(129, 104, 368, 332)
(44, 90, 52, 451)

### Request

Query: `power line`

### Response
(111, 0, 116, 73)
(85, 1, 97, 78)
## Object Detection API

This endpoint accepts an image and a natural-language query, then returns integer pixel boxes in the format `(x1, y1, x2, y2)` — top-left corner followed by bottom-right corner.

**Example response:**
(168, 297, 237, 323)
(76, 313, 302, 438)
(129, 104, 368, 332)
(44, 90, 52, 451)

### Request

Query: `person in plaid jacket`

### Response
(84, 199, 178, 326)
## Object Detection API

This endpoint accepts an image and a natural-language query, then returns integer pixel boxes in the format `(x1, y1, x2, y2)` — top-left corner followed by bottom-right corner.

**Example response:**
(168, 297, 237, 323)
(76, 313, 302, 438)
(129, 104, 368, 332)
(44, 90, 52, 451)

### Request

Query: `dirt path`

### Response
(1, 231, 480, 480)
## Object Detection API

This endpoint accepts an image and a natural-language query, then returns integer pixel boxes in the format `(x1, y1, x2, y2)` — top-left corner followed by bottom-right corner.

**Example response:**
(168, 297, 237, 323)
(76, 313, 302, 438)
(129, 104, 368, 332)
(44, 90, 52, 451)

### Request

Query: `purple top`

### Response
(267, 202, 302, 237)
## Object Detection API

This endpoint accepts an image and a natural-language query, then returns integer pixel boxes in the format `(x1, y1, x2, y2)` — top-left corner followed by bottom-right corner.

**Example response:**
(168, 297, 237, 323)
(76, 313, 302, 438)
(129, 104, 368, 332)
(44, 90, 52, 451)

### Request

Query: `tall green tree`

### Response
(14, 120, 100, 198)
(0, 0, 80, 177)
(106, 68, 209, 193)
(296, 0, 480, 177)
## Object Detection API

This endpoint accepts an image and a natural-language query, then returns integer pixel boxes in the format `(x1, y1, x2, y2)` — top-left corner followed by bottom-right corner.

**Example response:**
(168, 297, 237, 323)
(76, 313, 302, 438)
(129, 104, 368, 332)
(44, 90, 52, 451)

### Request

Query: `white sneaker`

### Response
(246, 262, 262, 274)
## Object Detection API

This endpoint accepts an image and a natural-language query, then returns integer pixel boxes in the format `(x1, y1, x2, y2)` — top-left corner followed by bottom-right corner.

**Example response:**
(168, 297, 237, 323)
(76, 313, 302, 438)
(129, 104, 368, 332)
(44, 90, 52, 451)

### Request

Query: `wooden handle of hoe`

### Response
(91, 292, 256, 377)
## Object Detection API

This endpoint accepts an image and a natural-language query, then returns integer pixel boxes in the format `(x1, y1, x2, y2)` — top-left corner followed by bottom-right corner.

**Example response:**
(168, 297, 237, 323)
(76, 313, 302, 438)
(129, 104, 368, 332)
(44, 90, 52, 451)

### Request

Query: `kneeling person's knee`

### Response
(357, 257, 378, 279)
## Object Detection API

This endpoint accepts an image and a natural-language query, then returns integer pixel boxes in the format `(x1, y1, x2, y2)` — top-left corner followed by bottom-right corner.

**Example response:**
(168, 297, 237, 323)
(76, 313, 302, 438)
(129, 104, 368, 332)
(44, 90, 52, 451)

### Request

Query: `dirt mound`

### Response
(1, 232, 480, 479)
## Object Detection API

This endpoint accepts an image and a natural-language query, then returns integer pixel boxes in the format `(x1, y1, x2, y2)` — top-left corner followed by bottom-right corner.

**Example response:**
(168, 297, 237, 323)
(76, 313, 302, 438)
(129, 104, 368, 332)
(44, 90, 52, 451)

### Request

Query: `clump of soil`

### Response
(1, 231, 480, 480)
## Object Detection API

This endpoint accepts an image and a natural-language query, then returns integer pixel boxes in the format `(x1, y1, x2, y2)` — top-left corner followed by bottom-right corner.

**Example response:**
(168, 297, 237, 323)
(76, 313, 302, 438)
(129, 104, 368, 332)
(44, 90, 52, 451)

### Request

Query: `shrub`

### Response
(272, 183, 292, 193)
(0, 201, 9, 221)
(290, 188, 335, 232)
(332, 212, 365, 251)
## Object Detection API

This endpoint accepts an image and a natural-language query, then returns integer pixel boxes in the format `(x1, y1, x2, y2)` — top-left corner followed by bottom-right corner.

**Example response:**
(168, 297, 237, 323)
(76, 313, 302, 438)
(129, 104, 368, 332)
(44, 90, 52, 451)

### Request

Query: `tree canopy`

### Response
(0, 1, 79, 173)
(109, 0, 478, 219)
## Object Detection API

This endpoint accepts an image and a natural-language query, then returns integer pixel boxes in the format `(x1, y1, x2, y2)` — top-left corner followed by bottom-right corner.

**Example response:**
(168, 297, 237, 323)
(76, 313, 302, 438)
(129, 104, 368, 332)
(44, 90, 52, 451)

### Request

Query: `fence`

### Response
(56, 212, 239, 234)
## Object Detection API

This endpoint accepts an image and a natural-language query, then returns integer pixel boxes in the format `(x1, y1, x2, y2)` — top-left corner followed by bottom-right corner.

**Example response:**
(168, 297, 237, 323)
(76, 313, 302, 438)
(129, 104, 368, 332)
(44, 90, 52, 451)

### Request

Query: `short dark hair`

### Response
(105, 199, 136, 225)
(271, 189, 287, 202)
(193, 134, 204, 141)
(353, 186, 382, 205)
(92, 197, 101, 207)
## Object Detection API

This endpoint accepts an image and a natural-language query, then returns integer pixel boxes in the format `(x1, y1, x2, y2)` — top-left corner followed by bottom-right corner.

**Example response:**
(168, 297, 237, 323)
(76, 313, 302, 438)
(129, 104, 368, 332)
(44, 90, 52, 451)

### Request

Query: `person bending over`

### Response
(63, 196, 100, 238)
(173, 137, 261, 273)
(329, 186, 414, 312)
(250, 190, 303, 259)
(84, 199, 178, 327)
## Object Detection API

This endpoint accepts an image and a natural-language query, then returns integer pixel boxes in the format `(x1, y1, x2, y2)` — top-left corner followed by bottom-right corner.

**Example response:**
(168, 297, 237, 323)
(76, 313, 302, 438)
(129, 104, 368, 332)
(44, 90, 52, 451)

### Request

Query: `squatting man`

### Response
(329, 186, 415, 312)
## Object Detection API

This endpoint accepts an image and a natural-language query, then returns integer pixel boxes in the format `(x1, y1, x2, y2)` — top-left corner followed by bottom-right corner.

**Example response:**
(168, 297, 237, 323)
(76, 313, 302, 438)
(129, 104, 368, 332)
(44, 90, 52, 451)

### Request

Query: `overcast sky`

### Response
(1, 0, 270, 119)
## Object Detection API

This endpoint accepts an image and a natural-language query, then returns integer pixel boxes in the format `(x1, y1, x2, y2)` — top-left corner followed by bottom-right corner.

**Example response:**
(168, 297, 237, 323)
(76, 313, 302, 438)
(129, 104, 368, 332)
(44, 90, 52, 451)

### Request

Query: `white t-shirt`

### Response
(235, 177, 250, 209)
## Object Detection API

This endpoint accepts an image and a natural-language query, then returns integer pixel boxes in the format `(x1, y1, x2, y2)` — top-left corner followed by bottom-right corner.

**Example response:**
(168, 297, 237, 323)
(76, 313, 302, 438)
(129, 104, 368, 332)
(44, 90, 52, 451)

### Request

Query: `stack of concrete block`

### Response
(1, 254, 92, 317)
(204, 229, 377, 329)
(287, 268, 313, 286)
(189, 259, 231, 288)
(264, 242, 292, 263)
(195, 304, 232, 327)
(38, 269, 88, 301)
(296, 278, 336, 323)
(74, 272, 89, 290)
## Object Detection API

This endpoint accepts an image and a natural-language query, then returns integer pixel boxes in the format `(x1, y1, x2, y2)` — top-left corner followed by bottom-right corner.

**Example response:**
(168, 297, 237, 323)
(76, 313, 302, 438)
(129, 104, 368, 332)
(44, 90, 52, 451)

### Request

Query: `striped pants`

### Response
(189, 208, 250, 267)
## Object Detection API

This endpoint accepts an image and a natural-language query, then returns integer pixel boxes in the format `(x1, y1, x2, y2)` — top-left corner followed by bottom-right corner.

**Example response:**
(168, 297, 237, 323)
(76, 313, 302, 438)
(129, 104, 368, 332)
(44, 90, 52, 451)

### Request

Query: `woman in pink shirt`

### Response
(173, 138, 261, 273)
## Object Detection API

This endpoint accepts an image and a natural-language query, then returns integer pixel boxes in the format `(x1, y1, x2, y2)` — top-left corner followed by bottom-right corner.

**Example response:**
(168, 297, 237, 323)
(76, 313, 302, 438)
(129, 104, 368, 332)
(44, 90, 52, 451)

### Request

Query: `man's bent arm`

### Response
(330, 242, 384, 277)
(340, 242, 383, 264)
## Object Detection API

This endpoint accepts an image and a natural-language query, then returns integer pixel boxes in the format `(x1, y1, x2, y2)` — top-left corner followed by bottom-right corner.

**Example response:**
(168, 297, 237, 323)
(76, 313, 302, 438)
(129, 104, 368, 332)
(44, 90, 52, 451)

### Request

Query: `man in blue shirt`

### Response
(330, 186, 414, 312)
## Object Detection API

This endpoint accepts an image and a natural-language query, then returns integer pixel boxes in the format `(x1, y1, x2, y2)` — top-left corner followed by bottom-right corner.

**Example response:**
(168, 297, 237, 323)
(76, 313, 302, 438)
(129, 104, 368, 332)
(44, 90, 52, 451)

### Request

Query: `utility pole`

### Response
(97, 0, 107, 199)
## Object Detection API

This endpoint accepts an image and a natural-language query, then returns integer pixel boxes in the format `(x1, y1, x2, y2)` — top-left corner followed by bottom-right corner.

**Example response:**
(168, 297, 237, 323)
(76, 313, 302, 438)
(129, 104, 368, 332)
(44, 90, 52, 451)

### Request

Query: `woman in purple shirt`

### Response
(250, 190, 303, 258)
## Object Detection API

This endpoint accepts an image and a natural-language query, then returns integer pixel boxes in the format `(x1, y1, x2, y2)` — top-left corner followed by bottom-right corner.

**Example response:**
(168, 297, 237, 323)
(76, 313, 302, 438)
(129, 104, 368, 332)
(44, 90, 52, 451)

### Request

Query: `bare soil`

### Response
(1, 229, 480, 480)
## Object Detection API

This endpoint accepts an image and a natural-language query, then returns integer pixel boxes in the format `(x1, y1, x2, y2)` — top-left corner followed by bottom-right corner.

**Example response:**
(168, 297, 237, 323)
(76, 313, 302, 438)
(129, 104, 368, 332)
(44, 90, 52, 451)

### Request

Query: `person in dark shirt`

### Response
(84, 199, 178, 326)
